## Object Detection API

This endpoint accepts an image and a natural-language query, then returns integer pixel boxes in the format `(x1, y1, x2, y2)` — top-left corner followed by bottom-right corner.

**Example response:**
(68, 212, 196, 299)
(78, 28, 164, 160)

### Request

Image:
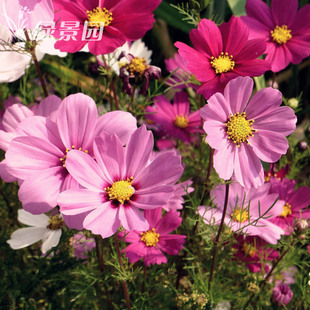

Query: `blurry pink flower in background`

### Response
(175, 17, 270, 99)
(241, 0, 310, 72)
(264, 163, 289, 182)
(58, 126, 184, 238)
(146, 92, 202, 144)
(200, 76, 297, 188)
(53, 0, 161, 55)
(70, 232, 95, 260)
(268, 178, 310, 234)
(272, 284, 293, 306)
(198, 181, 285, 244)
(118, 207, 186, 266)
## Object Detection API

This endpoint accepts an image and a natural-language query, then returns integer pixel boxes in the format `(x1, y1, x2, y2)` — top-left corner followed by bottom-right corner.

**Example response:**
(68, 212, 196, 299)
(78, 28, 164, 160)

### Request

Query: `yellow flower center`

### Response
(226, 112, 256, 147)
(279, 202, 292, 218)
(211, 52, 235, 74)
(60, 146, 88, 168)
(231, 208, 249, 223)
(174, 115, 189, 129)
(105, 177, 134, 205)
(141, 228, 160, 247)
(271, 25, 292, 45)
(87, 7, 113, 27)
(241, 242, 256, 257)
(127, 57, 149, 76)
(47, 215, 64, 230)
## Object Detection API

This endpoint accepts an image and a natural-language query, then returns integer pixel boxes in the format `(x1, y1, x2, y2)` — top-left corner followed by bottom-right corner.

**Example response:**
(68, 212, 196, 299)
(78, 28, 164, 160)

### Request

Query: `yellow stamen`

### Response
(127, 57, 149, 76)
(87, 7, 113, 28)
(60, 145, 89, 168)
(47, 215, 64, 230)
(242, 242, 256, 257)
(271, 25, 292, 45)
(105, 177, 134, 205)
(231, 208, 249, 223)
(279, 202, 292, 218)
(174, 114, 188, 129)
(141, 228, 160, 247)
(211, 52, 235, 74)
(226, 112, 256, 146)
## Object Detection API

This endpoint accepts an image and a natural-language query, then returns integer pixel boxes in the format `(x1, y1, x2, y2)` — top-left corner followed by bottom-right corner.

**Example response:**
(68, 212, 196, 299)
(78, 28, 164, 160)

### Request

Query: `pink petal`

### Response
(124, 242, 146, 263)
(213, 143, 235, 181)
(156, 211, 182, 234)
(203, 120, 228, 150)
(0, 159, 17, 182)
(265, 44, 292, 73)
(94, 111, 137, 145)
(144, 207, 163, 228)
(289, 186, 310, 210)
(144, 246, 167, 266)
(158, 235, 186, 255)
(36, 95, 62, 121)
(119, 230, 141, 243)
(0, 130, 17, 151)
(271, 0, 298, 27)
(58, 189, 104, 215)
(198, 206, 223, 225)
(83, 205, 120, 238)
(57, 93, 98, 150)
(173, 92, 190, 116)
(119, 205, 149, 231)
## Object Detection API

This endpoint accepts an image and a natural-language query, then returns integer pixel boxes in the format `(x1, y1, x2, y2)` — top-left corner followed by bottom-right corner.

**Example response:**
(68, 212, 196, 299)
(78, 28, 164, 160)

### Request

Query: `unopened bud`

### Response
(298, 141, 308, 151)
(294, 218, 309, 232)
(287, 98, 299, 109)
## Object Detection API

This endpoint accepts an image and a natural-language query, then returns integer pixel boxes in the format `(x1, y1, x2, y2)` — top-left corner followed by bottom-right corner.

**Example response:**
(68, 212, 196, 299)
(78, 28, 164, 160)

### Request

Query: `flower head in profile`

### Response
(268, 178, 310, 234)
(200, 76, 297, 188)
(198, 181, 285, 244)
(175, 16, 270, 99)
(7, 209, 63, 254)
(58, 126, 184, 238)
(146, 92, 202, 143)
(52, 0, 161, 55)
(272, 284, 293, 307)
(118, 207, 186, 266)
(241, 0, 310, 72)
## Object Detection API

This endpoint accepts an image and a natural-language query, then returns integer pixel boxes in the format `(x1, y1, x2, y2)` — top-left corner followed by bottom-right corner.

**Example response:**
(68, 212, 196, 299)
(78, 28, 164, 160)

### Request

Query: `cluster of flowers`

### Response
(1, 0, 310, 307)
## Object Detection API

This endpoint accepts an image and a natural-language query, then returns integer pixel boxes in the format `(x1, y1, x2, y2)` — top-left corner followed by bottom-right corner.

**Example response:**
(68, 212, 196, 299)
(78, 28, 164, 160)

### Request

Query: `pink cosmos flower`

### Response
(70, 232, 96, 260)
(233, 235, 279, 273)
(118, 207, 186, 266)
(241, 0, 310, 72)
(198, 181, 285, 244)
(175, 16, 270, 99)
(146, 92, 202, 143)
(53, 0, 161, 55)
(200, 76, 297, 188)
(264, 163, 289, 182)
(272, 284, 293, 306)
(268, 178, 310, 234)
(58, 126, 184, 238)
(5, 93, 137, 214)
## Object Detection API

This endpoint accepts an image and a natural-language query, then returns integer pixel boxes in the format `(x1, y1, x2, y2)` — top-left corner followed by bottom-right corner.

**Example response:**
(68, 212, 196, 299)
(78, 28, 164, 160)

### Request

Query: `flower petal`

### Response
(7, 227, 47, 249)
(119, 205, 149, 231)
(41, 230, 62, 254)
(17, 209, 49, 227)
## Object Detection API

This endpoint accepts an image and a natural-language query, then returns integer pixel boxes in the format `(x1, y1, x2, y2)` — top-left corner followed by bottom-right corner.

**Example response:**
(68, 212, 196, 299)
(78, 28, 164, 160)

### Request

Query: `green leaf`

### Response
(154, 1, 194, 34)
(227, 0, 246, 16)
(253, 75, 266, 91)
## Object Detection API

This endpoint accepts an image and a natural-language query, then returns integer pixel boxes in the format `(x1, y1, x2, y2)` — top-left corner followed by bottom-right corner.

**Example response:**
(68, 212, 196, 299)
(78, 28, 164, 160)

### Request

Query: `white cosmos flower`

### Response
(97, 39, 152, 74)
(7, 209, 63, 254)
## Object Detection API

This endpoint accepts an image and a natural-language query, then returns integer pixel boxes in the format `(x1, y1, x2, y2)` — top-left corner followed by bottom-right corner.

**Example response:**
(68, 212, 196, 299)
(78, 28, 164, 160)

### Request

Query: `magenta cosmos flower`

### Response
(146, 92, 202, 143)
(272, 284, 293, 306)
(241, 0, 310, 72)
(175, 16, 270, 99)
(200, 76, 297, 188)
(269, 178, 310, 234)
(53, 0, 161, 55)
(118, 207, 186, 266)
(5, 93, 137, 214)
(233, 235, 279, 273)
(198, 181, 285, 244)
(58, 126, 184, 238)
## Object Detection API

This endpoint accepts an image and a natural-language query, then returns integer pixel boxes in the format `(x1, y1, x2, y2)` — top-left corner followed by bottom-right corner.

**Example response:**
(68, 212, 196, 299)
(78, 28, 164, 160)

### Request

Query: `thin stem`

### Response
(243, 240, 294, 309)
(206, 147, 214, 188)
(208, 182, 230, 288)
(114, 235, 131, 310)
(271, 72, 276, 88)
(24, 29, 48, 98)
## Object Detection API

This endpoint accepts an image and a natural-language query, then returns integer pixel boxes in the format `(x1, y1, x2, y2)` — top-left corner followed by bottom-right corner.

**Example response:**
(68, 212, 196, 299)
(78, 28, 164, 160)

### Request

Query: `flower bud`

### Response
(272, 284, 293, 306)
(287, 98, 299, 109)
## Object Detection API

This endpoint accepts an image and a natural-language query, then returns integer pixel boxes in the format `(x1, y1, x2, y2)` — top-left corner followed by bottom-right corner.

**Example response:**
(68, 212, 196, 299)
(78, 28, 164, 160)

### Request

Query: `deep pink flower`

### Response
(53, 0, 161, 55)
(175, 16, 270, 99)
(264, 163, 289, 182)
(272, 284, 293, 306)
(118, 207, 186, 266)
(58, 126, 184, 238)
(198, 181, 285, 244)
(241, 0, 310, 72)
(5, 93, 137, 214)
(200, 76, 297, 188)
(146, 92, 202, 143)
(268, 178, 310, 234)
(233, 235, 279, 273)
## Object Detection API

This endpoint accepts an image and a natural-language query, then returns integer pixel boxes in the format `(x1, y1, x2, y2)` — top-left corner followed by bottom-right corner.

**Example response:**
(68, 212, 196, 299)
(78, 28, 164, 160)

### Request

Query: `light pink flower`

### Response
(200, 76, 297, 188)
(146, 92, 202, 143)
(175, 16, 270, 99)
(118, 207, 186, 266)
(5, 93, 137, 214)
(58, 126, 184, 238)
(198, 181, 285, 244)
(241, 0, 310, 72)
(268, 178, 310, 234)
(70, 232, 96, 260)
(53, 0, 161, 55)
